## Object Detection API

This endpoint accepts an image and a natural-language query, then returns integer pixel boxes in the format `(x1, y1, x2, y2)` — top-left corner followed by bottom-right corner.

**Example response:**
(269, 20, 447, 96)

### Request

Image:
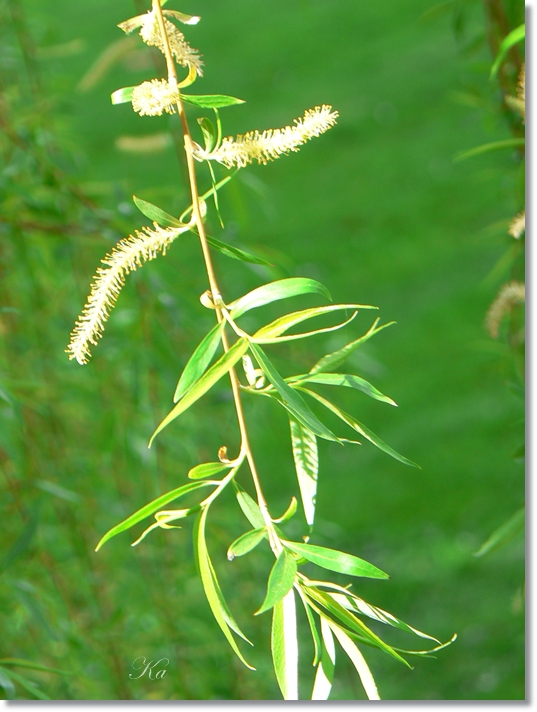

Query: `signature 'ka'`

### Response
(67, 0, 454, 700)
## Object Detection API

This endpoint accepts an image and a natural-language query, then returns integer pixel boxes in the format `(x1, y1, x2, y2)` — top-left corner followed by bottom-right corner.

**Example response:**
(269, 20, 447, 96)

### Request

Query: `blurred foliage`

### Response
(0, 0, 524, 700)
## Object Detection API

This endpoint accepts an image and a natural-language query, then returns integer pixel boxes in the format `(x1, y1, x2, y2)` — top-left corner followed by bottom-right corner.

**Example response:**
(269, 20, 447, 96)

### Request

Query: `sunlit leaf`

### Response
(181, 94, 245, 109)
(111, 86, 135, 105)
(250, 344, 339, 443)
(132, 196, 184, 228)
(273, 496, 298, 524)
(284, 541, 388, 579)
(289, 419, 318, 529)
(163, 9, 200, 25)
(227, 528, 266, 560)
(309, 318, 394, 374)
(490, 24, 525, 79)
(311, 617, 336, 700)
(151, 338, 249, 445)
(296, 587, 321, 666)
(252, 312, 358, 344)
(95, 481, 215, 551)
(174, 322, 224, 403)
(256, 550, 297, 615)
(197, 116, 216, 153)
(271, 590, 298, 700)
(253, 304, 372, 341)
(206, 235, 273, 266)
(474, 507, 524, 557)
(188, 461, 231, 480)
(299, 387, 418, 467)
(194, 507, 255, 667)
(228, 278, 331, 319)
(235, 486, 266, 529)
(327, 621, 380, 700)
(291, 372, 397, 406)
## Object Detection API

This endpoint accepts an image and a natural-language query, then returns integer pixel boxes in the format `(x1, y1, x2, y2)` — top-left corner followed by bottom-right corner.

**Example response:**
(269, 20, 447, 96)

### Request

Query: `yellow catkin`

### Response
(131, 79, 180, 116)
(139, 11, 203, 76)
(193, 105, 339, 168)
(67, 223, 189, 364)
(508, 211, 525, 239)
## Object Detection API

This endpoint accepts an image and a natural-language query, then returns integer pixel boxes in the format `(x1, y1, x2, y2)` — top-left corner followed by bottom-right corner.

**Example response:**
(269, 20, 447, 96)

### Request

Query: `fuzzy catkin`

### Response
(194, 106, 339, 168)
(67, 223, 189, 364)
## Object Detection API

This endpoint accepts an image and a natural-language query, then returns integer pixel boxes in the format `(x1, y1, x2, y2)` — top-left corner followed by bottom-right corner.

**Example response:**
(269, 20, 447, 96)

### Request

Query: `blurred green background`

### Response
(0, 0, 524, 700)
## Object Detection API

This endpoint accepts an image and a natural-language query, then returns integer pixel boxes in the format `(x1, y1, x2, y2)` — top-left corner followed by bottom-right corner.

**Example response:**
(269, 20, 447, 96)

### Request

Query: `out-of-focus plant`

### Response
(66, 1, 454, 700)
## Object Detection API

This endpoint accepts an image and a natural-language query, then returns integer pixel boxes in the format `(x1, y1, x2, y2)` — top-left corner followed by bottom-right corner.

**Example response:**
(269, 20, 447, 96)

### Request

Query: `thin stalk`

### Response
(151, 0, 281, 554)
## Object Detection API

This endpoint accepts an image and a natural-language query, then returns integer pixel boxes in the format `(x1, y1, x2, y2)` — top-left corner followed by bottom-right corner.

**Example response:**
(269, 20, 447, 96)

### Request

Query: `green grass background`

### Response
(0, 0, 524, 700)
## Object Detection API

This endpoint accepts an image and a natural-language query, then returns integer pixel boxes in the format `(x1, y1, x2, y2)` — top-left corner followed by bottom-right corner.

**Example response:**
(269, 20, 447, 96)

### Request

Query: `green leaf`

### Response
(474, 507, 525, 557)
(307, 582, 439, 643)
(327, 621, 380, 700)
(132, 196, 184, 228)
(291, 373, 397, 407)
(111, 86, 135, 105)
(289, 419, 318, 529)
(180, 173, 235, 223)
(206, 235, 273, 266)
(174, 322, 224, 403)
(490, 24, 525, 79)
(296, 587, 321, 666)
(271, 590, 298, 700)
(253, 304, 374, 341)
(273, 496, 298, 524)
(310, 318, 394, 374)
(227, 528, 267, 560)
(163, 9, 200, 25)
(252, 312, 358, 344)
(188, 461, 231, 480)
(304, 587, 409, 667)
(256, 550, 297, 615)
(151, 337, 249, 445)
(250, 344, 339, 443)
(0, 667, 15, 700)
(284, 541, 388, 579)
(311, 617, 336, 700)
(95, 481, 215, 551)
(454, 138, 525, 162)
(299, 387, 418, 467)
(0, 660, 70, 675)
(235, 486, 266, 529)
(194, 508, 255, 668)
(197, 116, 216, 153)
(0, 668, 50, 700)
(181, 94, 245, 109)
(229, 278, 331, 319)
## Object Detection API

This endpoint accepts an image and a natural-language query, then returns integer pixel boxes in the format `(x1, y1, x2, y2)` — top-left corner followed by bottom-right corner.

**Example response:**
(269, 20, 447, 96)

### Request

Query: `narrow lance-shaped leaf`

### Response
(271, 590, 299, 700)
(150, 337, 249, 445)
(228, 278, 331, 319)
(188, 461, 231, 480)
(198, 116, 216, 152)
(227, 528, 267, 560)
(474, 507, 525, 558)
(256, 550, 297, 615)
(253, 303, 374, 341)
(296, 587, 321, 666)
(327, 620, 380, 701)
(283, 540, 388, 579)
(490, 23, 525, 79)
(289, 419, 318, 529)
(299, 387, 419, 467)
(132, 196, 184, 228)
(309, 318, 394, 374)
(250, 343, 339, 443)
(174, 322, 224, 403)
(194, 507, 255, 668)
(235, 485, 266, 530)
(181, 94, 246, 109)
(290, 372, 397, 407)
(180, 173, 235, 223)
(252, 312, 358, 344)
(273, 496, 298, 524)
(95, 481, 215, 551)
(206, 235, 273, 267)
(311, 617, 336, 701)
